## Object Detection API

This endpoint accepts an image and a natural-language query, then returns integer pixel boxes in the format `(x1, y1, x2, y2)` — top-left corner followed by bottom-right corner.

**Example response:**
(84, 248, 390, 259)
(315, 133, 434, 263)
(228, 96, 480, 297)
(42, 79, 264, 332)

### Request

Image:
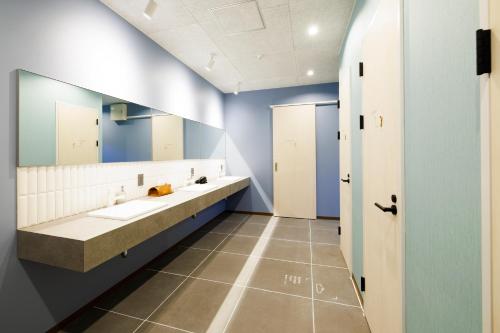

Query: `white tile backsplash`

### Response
(17, 159, 225, 228)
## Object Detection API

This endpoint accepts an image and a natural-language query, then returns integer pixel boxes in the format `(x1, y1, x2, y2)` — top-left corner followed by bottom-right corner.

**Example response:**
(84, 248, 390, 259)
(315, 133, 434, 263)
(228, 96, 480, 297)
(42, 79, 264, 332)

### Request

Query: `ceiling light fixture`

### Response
(143, 0, 158, 20)
(308, 24, 319, 36)
(234, 82, 241, 95)
(307, 69, 315, 76)
(205, 53, 216, 71)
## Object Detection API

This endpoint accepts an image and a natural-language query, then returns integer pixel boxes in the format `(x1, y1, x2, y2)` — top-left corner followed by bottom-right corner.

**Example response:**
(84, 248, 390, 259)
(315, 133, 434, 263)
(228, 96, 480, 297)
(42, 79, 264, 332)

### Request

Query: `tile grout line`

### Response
(131, 219, 248, 333)
(93, 307, 194, 333)
(178, 245, 349, 270)
(308, 219, 316, 333)
(206, 230, 340, 247)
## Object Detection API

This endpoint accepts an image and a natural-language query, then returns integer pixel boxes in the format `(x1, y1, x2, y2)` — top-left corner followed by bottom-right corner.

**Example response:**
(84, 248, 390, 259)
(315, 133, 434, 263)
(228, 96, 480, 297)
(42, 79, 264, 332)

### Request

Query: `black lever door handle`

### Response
(374, 202, 397, 215)
(341, 174, 350, 184)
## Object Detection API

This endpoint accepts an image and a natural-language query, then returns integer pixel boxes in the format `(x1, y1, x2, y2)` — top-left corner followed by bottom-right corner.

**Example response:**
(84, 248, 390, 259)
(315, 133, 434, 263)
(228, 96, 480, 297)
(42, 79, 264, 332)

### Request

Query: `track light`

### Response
(234, 82, 241, 95)
(205, 53, 216, 72)
(143, 0, 158, 20)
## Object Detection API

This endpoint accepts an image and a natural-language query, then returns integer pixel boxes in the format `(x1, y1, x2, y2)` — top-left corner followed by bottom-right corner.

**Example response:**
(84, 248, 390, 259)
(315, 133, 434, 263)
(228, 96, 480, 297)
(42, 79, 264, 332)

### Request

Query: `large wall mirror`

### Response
(17, 70, 226, 166)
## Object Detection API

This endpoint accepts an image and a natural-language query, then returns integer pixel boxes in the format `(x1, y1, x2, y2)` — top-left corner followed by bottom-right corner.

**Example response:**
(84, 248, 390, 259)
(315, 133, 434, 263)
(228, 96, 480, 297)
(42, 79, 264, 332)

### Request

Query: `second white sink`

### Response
(179, 184, 219, 192)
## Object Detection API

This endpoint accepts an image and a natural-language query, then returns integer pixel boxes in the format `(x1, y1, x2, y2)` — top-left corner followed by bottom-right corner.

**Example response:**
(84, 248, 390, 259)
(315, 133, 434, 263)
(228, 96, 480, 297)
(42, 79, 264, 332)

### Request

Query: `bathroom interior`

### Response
(1, 0, 500, 332)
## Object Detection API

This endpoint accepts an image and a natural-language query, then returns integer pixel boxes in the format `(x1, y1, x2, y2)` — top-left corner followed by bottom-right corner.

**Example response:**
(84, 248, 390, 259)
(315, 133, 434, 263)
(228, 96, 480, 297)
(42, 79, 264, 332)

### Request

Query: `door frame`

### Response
(479, 0, 492, 331)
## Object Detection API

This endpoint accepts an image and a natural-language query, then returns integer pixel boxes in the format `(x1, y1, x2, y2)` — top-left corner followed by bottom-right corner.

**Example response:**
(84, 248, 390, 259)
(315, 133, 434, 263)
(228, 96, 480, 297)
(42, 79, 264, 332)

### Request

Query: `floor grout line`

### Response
(147, 267, 362, 310)
(204, 230, 340, 247)
(178, 245, 349, 270)
(308, 219, 316, 333)
(131, 218, 248, 333)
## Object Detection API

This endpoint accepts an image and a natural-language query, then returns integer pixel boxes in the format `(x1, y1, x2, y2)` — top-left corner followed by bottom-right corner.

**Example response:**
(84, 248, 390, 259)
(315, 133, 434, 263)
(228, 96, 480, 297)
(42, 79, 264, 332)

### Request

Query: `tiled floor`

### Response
(60, 213, 370, 333)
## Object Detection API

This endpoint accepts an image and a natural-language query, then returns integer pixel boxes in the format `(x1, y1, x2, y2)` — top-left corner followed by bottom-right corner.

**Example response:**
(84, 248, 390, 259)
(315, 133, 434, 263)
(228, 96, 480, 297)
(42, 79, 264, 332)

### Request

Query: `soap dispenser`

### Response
(116, 186, 127, 204)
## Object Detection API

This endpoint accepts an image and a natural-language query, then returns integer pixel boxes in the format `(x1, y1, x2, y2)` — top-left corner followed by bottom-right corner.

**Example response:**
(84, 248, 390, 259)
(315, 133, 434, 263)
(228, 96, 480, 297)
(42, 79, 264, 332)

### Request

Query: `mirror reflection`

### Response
(18, 70, 225, 166)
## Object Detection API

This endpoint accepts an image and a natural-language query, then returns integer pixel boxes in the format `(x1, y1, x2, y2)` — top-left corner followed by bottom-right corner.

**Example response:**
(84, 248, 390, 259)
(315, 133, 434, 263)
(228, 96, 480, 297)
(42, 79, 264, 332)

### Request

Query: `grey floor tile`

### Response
(199, 219, 239, 234)
(214, 212, 250, 223)
(95, 270, 184, 318)
(311, 243, 347, 268)
(314, 301, 370, 333)
(261, 238, 311, 263)
(135, 322, 186, 333)
(179, 231, 227, 250)
(60, 308, 141, 333)
(225, 288, 313, 333)
(244, 214, 273, 225)
(247, 257, 312, 297)
(232, 222, 266, 237)
(192, 251, 249, 284)
(147, 278, 233, 333)
(310, 219, 339, 230)
(313, 266, 358, 306)
(311, 228, 340, 245)
(270, 225, 310, 242)
(148, 247, 211, 275)
(275, 217, 309, 228)
(218, 234, 260, 255)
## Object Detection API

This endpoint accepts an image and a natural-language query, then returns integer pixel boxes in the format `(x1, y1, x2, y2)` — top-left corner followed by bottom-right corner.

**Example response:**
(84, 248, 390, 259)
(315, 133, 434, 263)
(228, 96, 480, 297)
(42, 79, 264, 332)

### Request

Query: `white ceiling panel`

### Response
(100, 0, 354, 92)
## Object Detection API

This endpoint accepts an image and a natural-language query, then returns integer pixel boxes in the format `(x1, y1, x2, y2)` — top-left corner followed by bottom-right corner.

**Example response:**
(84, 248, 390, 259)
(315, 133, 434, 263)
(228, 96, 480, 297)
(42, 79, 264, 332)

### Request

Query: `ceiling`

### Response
(101, 0, 355, 93)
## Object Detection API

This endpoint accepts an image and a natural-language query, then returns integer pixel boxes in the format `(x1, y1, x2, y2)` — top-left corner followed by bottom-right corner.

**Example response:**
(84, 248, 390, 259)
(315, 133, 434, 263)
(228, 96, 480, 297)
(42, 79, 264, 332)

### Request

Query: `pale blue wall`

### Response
(224, 83, 339, 216)
(316, 105, 340, 217)
(404, 0, 482, 332)
(1, 0, 225, 331)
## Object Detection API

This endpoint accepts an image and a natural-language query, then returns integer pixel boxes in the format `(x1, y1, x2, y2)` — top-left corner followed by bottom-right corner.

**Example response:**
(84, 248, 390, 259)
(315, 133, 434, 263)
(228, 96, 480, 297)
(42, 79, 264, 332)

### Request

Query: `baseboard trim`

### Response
(228, 210, 273, 216)
(317, 216, 340, 220)
(47, 210, 231, 332)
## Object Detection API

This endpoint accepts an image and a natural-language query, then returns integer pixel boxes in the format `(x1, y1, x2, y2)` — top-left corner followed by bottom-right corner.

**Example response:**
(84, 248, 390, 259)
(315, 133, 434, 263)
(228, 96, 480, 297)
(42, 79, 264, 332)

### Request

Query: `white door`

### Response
(152, 114, 184, 161)
(339, 68, 353, 272)
(273, 105, 316, 219)
(56, 102, 99, 165)
(361, 0, 403, 332)
(491, 0, 500, 330)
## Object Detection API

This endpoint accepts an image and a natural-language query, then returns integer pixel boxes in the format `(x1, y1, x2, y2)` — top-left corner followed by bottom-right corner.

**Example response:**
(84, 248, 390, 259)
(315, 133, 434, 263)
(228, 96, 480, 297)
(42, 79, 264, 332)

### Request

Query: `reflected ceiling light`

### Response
(234, 82, 241, 95)
(205, 53, 216, 71)
(308, 24, 319, 36)
(143, 0, 158, 20)
(307, 69, 315, 76)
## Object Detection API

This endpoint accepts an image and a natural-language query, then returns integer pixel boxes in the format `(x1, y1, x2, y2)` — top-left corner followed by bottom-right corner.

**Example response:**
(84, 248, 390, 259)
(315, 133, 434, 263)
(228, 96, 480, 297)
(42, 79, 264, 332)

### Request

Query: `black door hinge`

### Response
(477, 29, 491, 75)
(96, 140, 99, 147)
(360, 115, 364, 130)
(359, 62, 364, 77)
(96, 118, 99, 126)
(361, 276, 366, 292)
(337, 100, 340, 109)
(338, 226, 341, 235)
(337, 131, 341, 140)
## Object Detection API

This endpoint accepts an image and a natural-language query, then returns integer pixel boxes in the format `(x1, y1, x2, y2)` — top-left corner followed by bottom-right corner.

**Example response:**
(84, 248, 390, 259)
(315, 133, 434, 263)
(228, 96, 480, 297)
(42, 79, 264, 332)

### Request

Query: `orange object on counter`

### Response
(148, 183, 173, 197)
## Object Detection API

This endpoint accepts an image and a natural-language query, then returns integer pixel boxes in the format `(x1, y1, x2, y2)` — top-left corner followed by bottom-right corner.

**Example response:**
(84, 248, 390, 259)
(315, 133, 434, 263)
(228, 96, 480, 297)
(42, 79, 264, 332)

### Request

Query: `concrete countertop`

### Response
(17, 176, 250, 272)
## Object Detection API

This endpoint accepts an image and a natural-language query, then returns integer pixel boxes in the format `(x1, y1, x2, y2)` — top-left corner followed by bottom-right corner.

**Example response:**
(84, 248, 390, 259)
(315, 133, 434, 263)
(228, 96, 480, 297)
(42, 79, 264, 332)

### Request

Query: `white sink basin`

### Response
(218, 176, 242, 181)
(179, 184, 219, 192)
(88, 200, 168, 221)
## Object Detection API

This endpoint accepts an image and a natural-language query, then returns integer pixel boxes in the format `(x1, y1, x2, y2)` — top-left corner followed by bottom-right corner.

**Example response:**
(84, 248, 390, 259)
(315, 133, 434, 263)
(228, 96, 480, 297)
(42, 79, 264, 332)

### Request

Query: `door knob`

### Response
(375, 194, 397, 215)
(341, 174, 350, 184)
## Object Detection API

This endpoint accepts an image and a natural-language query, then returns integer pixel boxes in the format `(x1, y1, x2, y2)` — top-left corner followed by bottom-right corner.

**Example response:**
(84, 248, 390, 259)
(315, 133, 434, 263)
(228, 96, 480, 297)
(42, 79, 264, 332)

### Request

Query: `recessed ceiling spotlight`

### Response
(307, 69, 315, 76)
(205, 53, 216, 71)
(308, 25, 319, 36)
(143, 0, 158, 20)
(234, 82, 241, 95)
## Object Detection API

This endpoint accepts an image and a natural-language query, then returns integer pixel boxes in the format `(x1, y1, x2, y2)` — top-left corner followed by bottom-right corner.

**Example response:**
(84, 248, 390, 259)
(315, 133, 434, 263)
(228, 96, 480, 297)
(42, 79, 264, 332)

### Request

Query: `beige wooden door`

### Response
(56, 102, 99, 165)
(361, 0, 403, 332)
(152, 114, 184, 161)
(491, 0, 500, 330)
(273, 105, 316, 219)
(339, 68, 353, 271)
